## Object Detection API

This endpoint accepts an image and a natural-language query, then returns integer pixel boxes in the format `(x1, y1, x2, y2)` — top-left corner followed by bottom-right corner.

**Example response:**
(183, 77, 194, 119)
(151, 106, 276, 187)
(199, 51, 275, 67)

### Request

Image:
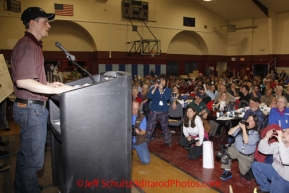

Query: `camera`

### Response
(240, 120, 249, 126)
(171, 92, 177, 98)
(132, 125, 141, 136)
(188, 137, 199, 145)
(132, 125, 137, 136)
(216, 144, 230, 160)
(156, 79, 161, 84)
(272, 130, 278, 136)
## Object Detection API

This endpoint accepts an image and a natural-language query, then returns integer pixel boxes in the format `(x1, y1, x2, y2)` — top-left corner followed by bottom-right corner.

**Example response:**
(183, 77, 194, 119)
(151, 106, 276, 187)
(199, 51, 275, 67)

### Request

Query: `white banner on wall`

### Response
(0, 54, 13, 103)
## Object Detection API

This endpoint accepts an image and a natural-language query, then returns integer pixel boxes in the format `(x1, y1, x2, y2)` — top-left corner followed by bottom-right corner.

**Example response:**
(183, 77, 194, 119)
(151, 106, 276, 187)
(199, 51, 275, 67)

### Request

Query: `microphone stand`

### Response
(65, 54, 97, 85)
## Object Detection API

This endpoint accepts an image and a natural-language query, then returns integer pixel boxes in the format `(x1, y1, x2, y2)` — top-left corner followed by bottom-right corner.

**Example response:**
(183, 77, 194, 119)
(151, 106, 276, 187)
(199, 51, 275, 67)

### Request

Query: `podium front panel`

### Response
(49, 71, 132, 193)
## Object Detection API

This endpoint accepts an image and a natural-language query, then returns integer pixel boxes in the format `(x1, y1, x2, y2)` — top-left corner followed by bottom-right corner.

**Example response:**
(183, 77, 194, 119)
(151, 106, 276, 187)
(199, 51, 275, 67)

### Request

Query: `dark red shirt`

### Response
(11, 32, 48, 101)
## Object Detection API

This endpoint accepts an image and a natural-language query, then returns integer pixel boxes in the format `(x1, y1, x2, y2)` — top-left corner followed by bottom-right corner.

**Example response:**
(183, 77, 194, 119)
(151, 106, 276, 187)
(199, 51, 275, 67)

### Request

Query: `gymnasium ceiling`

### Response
(192, 0, 289, 22)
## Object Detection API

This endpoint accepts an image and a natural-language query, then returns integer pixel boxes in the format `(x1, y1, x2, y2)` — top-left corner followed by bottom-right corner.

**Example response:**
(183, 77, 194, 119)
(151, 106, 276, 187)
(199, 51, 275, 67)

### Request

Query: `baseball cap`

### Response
(196, 92, 204, 99)
(21, 7, 55, 25)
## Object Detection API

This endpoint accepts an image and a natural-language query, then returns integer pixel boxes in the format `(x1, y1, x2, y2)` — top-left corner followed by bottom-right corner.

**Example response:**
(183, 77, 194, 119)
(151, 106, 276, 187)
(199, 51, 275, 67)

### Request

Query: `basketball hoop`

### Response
(150, 50, 156, 57)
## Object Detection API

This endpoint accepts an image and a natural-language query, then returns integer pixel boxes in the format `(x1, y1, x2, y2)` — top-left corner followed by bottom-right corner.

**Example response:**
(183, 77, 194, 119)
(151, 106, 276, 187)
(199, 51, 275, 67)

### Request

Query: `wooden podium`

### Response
(49, 71, 132, 193)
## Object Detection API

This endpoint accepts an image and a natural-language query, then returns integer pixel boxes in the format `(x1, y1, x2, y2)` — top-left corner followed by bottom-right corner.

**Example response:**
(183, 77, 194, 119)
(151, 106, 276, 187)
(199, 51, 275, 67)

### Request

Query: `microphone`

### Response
(55, 41, 97, 84)
(55, 41, 75, 60)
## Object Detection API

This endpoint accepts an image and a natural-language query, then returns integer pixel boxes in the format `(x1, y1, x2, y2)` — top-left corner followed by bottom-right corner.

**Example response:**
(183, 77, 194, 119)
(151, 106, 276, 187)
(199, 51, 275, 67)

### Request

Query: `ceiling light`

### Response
(203, 0, 212, 1)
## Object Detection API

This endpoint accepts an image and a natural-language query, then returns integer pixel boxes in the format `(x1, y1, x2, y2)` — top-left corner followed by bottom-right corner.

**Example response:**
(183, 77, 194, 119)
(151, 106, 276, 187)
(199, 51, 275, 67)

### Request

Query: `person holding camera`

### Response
(178, 107, 209, 159)
(132, 101, 150, 164)
(145, 75, 172, 147)
(219, 115, 260, 183)
(251, 129, 289, 193)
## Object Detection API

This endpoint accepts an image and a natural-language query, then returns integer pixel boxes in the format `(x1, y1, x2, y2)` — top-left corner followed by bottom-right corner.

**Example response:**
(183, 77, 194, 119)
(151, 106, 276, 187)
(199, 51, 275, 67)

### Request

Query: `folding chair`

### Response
(168, 102, 183, 136)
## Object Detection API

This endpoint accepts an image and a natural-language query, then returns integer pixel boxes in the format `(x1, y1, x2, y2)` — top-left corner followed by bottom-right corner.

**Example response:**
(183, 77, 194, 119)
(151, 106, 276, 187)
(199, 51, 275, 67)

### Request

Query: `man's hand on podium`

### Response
(48, 82, 75, 94)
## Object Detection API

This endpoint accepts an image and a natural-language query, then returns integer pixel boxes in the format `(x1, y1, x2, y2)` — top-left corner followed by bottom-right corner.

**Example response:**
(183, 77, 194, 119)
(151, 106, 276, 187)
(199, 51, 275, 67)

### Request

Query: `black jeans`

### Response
(179, 137, 207, 159)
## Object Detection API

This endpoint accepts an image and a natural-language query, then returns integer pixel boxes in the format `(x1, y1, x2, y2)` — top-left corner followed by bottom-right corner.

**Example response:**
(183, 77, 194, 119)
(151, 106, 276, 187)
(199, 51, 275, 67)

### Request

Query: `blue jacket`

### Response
(268, 107, 289, 129)
(147, 87, 171, 112)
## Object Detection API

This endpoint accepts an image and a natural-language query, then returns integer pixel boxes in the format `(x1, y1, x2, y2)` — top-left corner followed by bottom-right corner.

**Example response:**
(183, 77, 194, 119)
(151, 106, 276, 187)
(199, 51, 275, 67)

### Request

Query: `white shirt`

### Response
(183, 116, 205, 144)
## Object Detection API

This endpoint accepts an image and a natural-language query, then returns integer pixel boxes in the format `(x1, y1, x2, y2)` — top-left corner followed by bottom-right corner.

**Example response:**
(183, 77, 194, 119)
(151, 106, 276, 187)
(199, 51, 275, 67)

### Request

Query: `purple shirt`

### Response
(11, 32, 48, 101)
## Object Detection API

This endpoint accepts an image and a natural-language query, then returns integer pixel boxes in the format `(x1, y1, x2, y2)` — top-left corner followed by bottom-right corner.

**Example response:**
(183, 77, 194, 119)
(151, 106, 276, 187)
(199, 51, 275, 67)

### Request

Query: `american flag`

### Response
(54, 4, 74, 16)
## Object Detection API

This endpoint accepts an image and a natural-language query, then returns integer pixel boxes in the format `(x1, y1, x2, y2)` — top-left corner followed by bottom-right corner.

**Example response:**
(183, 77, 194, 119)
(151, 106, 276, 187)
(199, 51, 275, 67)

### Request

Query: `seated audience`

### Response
(187, 92, 212, 134)
(132, 101, 150, 164)
(252, 129, 289, 193)
(217, 80, 224, 91)
(280, 70, 287, 80)
(283, 87, 289, 102)
(242, 97, 265, 130)
(186, 81, 195, 93)
(269, 97, 277, 108)
(138, 84, 150, 118)
(250, 85, 262, 99)
(132, 87, 142, 104)
(268, 96, 289, 130)
(271, 79, 279, 89)
(138, 84, 149, 101)
(206, 84, 218, 101)
(189, 85, 199, 98)
(170, 85, 187, 110)
(227, 82, 239, 97)
(262, 75, 270, 85)
(204, 82, 211, 92)
(239, 85, 251, 105)
(178, 107, 209, 159)
(262, 81, 272, 95)
(246, 80, 253, 92)
(260, 88, 274, 106)
(220, 115, 260, 183)
(274, 86, 284, 98)
(215, 85, 236, 103)
(198, 86, 211, 104)
(214, 92, 230, 111)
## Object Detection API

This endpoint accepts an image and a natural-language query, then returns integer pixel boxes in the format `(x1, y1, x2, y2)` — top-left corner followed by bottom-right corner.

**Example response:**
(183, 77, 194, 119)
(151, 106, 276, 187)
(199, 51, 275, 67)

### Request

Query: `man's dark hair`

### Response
(159, 74, 169, 83)
(241, 85, 250, 91)
(254, 85, 261, 90)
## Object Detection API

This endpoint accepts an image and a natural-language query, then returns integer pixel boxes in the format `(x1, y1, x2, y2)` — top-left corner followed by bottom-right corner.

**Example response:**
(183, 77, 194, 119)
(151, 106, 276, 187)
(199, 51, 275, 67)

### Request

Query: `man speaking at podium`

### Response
(11, 7, 74, 193)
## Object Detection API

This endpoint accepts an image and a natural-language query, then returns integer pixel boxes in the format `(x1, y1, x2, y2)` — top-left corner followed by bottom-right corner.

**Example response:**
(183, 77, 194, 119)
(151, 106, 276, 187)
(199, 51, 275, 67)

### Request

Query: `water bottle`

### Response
(184, 100, 188, 108)
(220, 110, 224, 117)
(241, 107, 245, 117)
(229, 110, 233, 117)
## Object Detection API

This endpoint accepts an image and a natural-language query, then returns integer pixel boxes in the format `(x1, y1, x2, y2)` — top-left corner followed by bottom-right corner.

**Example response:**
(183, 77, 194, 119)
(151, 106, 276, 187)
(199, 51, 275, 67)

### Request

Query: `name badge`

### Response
(159, 101, 163, 106)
